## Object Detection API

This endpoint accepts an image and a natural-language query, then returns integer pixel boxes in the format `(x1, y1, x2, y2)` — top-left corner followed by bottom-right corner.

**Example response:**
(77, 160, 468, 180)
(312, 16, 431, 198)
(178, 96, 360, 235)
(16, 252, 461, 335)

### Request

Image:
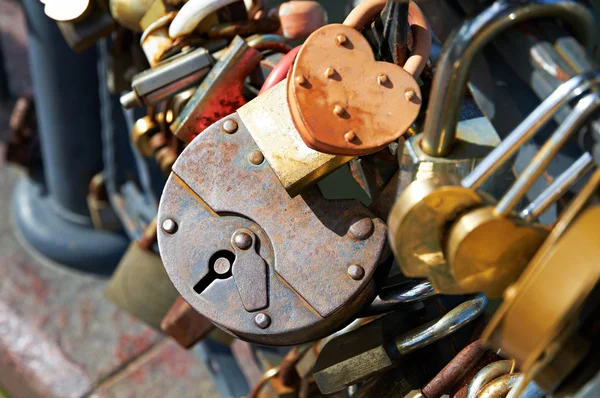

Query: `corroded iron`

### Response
(158, 115, 387, 345)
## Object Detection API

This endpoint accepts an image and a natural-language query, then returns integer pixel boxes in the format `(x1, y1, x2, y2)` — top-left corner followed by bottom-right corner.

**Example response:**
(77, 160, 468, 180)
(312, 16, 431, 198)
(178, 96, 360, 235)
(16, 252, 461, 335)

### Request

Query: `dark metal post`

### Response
(13, 0, 128, 273)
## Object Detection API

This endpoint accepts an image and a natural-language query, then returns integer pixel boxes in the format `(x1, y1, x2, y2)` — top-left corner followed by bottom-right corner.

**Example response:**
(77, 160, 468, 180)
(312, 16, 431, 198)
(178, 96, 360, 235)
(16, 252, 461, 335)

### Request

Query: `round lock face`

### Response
(288, 24, 421, 156)
(157, 115, 387, 345)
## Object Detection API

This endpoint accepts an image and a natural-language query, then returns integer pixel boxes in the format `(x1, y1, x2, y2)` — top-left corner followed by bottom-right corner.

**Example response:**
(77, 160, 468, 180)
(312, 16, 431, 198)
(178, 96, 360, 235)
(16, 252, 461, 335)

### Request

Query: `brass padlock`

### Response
(482, 169, 600, 395)
(389, 70, 600, 294)
(157, 114, 387, 345)
(105, 221, 180, 330)
(446, 89, 600, 297)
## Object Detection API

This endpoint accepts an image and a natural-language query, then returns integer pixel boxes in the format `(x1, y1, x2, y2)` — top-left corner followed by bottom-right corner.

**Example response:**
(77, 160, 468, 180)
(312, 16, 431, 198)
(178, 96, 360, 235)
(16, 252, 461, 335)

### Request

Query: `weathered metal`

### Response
(157, 115, 387, 345)
(421, 340, 487, 398)
(161, 296, 216, 348)
(170, 36, 263, 144)
(287, 24, 421, 156)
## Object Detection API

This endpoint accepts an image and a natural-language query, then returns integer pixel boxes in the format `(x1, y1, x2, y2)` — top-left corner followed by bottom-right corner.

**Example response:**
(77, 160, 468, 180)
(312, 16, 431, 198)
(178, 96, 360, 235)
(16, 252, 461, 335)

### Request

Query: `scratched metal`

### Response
(170, 36, 263, 144)
(231, 229, 268, 312)
(158, 115, 387, 345)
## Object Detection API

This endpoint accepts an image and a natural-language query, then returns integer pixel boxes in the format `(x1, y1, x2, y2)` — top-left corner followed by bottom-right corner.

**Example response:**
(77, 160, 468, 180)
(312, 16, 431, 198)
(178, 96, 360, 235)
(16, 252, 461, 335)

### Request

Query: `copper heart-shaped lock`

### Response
(287, 24, 422, 156)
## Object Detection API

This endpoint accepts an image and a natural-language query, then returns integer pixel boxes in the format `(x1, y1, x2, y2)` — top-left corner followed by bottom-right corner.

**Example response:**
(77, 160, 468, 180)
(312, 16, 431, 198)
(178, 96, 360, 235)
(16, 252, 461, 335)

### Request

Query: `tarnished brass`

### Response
(237, 80, 353, 196)
(483, 170, 600, 395)
(388, 117, 502, 293)
(287, 24, 421, 156)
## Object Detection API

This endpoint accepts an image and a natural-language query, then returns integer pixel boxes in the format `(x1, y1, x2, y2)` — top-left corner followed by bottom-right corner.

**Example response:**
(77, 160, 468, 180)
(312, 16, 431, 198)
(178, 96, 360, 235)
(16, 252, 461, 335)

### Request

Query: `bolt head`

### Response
(377, 74, 388, 85)
(295, 75, 307, 86)
(222, 119, 238, 134)
(336, 34, 347, 45)
(213, 257, 231, 275)
(248, 150, 264, 165)
(344, 131, 356, 142)
(347, 265, 365, 281)
(254, 312, 271, 329)
(333, 105, 344, 116)
(162, 219, 178, 234)
(233, 231, 253, 250)
(349, 217, 374, 240)
(325, 67, 335, 78)
(405, 89, 416, 101)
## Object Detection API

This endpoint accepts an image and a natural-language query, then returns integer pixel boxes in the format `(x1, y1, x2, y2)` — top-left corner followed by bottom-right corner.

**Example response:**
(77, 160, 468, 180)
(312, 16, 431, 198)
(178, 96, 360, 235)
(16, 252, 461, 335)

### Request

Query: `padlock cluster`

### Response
(41, 0, 600, 396)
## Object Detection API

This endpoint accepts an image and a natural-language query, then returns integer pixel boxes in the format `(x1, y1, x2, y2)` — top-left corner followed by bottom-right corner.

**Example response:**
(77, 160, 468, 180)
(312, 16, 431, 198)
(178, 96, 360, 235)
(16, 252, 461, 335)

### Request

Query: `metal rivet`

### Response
(295, 75, 307, 85)
(254, 312, 271, 329)
(333, 105, 344, 116)
(233, 231, 253, 250)
(213, 257, 231, 275)
(349, 217, 374, 240)
(325, 67, 335, 78)
(162, 219, 178, 234)
(344, 131, 355, 142)
(347, 265, 365, 281)
(377, 74, 388, 85)
(248, 150, 264, 165)
(222, 119, 238, 134)
(405, 89, 416, 101)
(336, 34, 347, 45)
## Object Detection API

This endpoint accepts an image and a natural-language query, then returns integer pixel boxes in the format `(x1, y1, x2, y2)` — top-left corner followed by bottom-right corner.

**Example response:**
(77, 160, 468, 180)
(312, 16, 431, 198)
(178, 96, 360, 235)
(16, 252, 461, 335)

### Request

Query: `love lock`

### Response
(287, 23, 422, 156)
(157, 115, 387, 345)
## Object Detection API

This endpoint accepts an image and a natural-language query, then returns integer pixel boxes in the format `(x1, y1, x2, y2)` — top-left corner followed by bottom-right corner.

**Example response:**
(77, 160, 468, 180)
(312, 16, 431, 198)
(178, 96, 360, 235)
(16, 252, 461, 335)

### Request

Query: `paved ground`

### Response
(0, 2, 220, 397)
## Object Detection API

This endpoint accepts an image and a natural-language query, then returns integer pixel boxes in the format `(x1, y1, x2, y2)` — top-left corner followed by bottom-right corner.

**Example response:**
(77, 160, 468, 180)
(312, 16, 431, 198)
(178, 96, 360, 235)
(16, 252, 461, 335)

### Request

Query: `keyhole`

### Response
(193, 250, 235, 294)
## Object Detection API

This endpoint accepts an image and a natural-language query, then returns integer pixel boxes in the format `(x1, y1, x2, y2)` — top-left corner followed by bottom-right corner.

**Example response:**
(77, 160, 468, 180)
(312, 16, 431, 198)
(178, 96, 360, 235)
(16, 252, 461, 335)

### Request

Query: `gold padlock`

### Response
(446, 90, 600, 297)
(482, 169, 600, 395)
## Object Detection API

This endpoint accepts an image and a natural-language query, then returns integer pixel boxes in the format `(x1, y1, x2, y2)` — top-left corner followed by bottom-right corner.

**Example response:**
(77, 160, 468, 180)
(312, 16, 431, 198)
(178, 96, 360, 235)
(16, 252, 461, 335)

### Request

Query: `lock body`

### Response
(158, 115, 387, 345)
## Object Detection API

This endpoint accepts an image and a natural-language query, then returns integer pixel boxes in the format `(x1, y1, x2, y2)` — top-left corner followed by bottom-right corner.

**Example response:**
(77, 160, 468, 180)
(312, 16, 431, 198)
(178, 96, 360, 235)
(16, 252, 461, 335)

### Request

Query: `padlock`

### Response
(167, 0, 248, 39)
(170, 35, 289, 144)
(265, 1, 328, 41)
(157, 113, 387, 345)
(139, 0, 177, 66)
(312, 295, 487, 394)
(286, 12, 428, 156)
(388, 69, 600, 294)
(120, 42, 229, 109)
(445, 89, 600, 297)
(481, 177, 600, 395)
(50, 0, 117, 53)
(131, 113, 161, 157)
(105, 220, 180, 330)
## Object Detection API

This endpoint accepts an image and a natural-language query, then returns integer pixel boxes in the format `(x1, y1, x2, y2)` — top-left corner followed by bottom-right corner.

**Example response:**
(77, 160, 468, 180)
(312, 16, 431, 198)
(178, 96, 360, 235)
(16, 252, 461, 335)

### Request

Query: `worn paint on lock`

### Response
(288, 24, 421, 156)
(157, 115, 387, 345)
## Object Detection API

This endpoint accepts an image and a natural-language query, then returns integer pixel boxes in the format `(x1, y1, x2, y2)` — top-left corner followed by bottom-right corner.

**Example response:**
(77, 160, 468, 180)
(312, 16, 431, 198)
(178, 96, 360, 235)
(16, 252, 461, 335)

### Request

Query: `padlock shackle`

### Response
(343, 0, 431, 77)
(462, 71, 600, 190)
(421, 0, 593, 158)
(168, 0, 240, 39)
(395, 294, 487, 355)
(495, 91, 600, 216)
(519, 152, 594, 222)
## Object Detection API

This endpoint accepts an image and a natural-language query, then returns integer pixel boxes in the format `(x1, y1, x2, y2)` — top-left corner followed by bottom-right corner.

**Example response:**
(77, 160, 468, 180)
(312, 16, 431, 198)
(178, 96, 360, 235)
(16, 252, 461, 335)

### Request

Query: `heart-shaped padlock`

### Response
(287, 24, 421, 156)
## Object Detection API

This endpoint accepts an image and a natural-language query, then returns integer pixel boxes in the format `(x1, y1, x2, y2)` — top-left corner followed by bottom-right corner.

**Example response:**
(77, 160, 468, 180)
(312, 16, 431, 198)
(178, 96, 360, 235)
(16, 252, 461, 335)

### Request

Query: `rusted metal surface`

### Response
(171, 36, 263, 144)
(288, 24, 421, 156)
(158, 115, 387, 345)
(421, 340, 486, 398)
(161, 296, 216, 348)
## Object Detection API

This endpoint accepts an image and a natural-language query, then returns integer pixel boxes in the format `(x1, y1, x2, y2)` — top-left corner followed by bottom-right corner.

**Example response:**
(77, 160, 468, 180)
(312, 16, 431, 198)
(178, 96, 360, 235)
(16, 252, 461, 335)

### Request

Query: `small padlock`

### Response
(105, 221, 180, 330)
(157, 113, 387, 345)
(446, 90, 600, 297)
(286, 19, 426, 156)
